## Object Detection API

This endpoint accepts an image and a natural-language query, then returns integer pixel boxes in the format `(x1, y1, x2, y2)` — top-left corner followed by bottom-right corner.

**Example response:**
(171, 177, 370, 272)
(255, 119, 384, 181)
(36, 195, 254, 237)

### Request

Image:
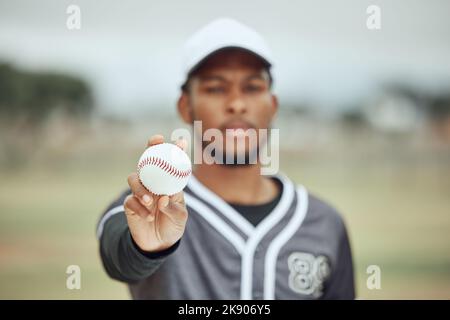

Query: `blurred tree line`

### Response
(0, 63, 95, 169)
(340, 84, 450, 128)
(0, 63, 94, 125)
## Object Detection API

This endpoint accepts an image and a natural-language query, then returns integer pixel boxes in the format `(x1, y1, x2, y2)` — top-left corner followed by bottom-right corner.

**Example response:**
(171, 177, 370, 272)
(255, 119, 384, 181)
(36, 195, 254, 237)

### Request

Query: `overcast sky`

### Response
(1, 0, 449, 117)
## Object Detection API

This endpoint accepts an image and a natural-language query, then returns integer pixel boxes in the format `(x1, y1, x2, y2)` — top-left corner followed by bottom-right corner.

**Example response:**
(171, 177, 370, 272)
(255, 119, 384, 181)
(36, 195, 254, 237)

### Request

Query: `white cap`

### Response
(181, 18, 274, 84)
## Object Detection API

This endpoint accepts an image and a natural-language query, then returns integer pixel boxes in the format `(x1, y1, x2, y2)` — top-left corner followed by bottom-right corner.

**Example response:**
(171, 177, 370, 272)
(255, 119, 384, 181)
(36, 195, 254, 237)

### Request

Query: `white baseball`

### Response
(137, 143, 192, 196)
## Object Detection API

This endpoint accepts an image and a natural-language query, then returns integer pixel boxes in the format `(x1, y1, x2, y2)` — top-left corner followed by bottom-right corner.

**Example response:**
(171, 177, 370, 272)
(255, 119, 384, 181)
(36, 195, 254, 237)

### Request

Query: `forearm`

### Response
(99, 212, 179, 283)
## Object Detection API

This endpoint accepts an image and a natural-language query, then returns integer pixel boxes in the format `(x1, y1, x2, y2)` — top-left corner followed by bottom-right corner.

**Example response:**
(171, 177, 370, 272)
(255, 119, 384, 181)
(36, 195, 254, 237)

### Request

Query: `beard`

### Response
(190, 107, 271, 168)
(212, 144, 259, 167)
(201, 134, 267, 167)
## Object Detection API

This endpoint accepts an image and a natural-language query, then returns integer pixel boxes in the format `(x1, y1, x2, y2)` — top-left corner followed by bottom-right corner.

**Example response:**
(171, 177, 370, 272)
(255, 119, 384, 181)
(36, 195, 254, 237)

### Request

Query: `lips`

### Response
(220, 121, 256, 139)
(220, 120, 253, 131)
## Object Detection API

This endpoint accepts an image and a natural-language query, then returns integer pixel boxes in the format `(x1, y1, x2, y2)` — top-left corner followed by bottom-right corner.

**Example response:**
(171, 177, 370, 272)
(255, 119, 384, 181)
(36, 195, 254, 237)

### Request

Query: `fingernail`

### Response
(162, 198, 169, 207)
(143, 195, 151, 205)
(178, 139, 186, 150)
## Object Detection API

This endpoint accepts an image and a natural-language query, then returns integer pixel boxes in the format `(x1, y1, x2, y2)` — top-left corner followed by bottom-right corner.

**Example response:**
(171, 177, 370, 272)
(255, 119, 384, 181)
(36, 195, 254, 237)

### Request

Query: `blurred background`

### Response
(0, 0, 449, 299)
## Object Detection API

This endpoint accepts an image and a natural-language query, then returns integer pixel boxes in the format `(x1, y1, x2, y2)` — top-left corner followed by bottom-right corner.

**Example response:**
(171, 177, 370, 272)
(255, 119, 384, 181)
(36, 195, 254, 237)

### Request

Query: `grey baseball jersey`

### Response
(97, 174, 355, 299)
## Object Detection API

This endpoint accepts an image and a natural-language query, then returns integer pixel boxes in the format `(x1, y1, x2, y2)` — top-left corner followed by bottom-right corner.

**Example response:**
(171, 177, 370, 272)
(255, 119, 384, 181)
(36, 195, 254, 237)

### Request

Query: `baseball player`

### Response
(97, 18, 355, 300)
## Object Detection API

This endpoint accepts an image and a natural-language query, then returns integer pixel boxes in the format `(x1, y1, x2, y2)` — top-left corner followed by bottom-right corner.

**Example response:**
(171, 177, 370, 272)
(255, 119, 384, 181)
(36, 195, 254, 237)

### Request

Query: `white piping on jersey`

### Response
(184, 193, 246, 254)
(96, 205, 125, 239)
(263, 186, 308, 299)
(187, 175, 255, 235)
(240, 176, 295, 299)
(186, 174, 297, 300)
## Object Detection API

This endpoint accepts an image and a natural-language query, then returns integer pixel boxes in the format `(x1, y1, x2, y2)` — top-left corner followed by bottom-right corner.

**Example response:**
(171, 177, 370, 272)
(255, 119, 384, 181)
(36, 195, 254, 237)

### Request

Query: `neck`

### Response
(193, 162, 279, 205)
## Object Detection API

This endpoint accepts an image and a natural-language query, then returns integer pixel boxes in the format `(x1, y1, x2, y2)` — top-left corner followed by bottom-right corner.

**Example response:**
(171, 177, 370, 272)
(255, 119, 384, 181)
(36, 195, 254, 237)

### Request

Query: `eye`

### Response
(205, 86, 225, 94)
(244, 84, 264, 93)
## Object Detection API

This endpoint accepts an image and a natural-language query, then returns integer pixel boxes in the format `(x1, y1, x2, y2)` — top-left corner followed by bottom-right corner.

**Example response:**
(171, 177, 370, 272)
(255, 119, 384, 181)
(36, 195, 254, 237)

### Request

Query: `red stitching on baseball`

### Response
(137, 156, 191, 179)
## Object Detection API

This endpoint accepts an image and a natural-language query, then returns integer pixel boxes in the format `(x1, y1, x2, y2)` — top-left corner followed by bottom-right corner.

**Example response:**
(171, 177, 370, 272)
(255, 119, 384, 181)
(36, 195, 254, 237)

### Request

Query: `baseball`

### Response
(137, 142, 192, 196)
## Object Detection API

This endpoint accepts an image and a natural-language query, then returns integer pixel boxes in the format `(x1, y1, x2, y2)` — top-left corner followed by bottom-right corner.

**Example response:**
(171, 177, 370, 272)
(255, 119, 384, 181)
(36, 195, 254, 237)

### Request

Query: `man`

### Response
(97, 18, 355, 299)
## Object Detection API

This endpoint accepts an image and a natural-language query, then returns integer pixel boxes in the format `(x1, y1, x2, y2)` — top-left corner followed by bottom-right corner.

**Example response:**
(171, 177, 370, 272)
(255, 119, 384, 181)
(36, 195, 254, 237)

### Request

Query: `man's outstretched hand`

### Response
(124, 134, 189, 253)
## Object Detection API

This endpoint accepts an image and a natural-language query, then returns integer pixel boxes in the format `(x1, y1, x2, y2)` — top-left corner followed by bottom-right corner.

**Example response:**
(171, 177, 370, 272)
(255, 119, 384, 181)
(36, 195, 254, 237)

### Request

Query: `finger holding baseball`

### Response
(146, 134, 165, 148)
(147, 134, 187, 152)
(123, 194, 150, 220)
(127, 172, 154, 210)
(158, 191, 188, 225)
(175, 138, 188, 152)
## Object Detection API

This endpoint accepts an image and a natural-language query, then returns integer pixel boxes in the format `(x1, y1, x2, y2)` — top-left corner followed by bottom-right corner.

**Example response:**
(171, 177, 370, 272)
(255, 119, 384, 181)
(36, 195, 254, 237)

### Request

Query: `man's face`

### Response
(180, 49, 278, 164)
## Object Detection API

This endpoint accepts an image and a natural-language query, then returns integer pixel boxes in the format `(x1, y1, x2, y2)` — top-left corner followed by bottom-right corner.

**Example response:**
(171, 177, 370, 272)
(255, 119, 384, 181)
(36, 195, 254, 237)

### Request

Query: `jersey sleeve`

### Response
(97, 189, 180, 283)
(322, 217, 356, 299)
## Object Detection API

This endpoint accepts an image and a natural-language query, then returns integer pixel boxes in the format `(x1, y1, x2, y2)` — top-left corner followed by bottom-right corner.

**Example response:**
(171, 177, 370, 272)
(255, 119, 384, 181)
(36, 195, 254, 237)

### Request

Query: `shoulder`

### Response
(298, 186, 348, 237)
(103, 188, 132, 213)
(96, 188, 132, 238)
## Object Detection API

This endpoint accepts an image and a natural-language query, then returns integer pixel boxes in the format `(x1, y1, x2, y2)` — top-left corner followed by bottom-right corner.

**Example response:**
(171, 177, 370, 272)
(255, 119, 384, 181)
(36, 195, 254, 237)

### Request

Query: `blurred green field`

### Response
(0, 128, 449, 299)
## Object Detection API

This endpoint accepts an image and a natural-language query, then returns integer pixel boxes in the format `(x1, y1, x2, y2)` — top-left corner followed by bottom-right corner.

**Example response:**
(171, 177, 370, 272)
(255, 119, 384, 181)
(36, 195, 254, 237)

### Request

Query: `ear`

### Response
(177, 92, 192, 124)
(270, 94, 279, 117)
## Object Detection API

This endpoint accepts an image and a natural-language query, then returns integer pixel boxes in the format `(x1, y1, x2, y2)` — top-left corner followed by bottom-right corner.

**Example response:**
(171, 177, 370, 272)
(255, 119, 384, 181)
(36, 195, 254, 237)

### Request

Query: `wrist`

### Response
(129, 232, 181, 259)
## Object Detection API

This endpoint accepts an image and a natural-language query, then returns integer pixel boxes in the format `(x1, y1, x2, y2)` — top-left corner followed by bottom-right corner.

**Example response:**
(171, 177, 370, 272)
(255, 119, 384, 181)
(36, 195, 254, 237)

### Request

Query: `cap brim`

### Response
(186, 46, 272, 78)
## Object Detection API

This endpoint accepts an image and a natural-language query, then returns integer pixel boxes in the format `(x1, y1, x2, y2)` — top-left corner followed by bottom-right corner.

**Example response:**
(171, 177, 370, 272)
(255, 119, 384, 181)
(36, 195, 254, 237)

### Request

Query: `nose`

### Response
(226, 89, 247, 115)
